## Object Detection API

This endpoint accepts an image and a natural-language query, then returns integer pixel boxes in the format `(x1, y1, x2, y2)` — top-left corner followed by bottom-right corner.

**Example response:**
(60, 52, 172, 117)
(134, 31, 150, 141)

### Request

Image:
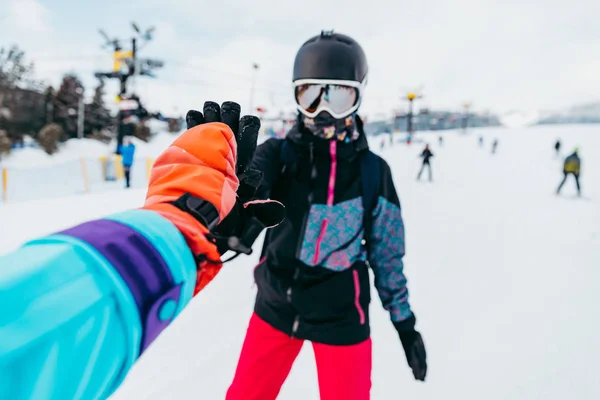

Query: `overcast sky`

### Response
(1, 0, 598, 119)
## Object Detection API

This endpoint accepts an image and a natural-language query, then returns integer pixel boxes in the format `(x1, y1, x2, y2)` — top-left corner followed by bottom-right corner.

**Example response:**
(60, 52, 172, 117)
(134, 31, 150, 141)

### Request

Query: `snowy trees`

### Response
(52, 76, 114, 142)
(0, 45, 36, 88)
(0, 43, 115, 153)
(0, 43, 174, 155)
(0, 45, 45, 146)
(53, 74, 84, 140)
(85, 80, 113, 138)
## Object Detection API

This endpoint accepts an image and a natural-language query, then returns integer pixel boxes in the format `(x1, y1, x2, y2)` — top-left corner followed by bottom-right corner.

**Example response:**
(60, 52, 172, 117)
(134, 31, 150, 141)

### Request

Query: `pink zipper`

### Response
(314, 219, 329, 264)
(254, 256, 266, 271)
(327, 140, 337, 206)
(314, 141, 338, 265)
(353, 269, 366, 325)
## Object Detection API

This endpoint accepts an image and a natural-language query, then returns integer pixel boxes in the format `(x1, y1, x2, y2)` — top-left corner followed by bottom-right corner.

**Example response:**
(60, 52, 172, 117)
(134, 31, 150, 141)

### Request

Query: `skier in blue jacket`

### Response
(118, 136, 136, 188)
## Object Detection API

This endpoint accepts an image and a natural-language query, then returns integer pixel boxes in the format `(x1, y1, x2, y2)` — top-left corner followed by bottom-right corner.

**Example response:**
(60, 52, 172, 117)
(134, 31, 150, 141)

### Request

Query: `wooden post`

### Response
(115, 155, 124, 179)
(146, 157, 153, 181)
(2, 168, 7, 202)
(99, 157, 107, 181)
(80, 158, 90, 193)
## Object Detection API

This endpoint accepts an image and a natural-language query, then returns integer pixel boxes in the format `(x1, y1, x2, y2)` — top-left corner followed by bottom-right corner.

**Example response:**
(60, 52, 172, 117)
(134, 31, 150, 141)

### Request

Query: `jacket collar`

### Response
(285, 114, 369, 160)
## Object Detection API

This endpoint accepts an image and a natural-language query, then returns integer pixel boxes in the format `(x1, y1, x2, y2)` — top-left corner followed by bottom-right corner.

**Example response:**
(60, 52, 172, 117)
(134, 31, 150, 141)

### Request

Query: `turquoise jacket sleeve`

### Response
(0, 209, 197, 400)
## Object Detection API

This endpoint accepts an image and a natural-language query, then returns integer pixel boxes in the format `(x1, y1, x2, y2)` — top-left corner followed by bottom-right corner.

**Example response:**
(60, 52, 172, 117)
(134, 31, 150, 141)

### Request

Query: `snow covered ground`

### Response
(0, 130, 182, 202)
(0, 120, 175, 170)
(0, 129, 270, 203)
(1, 124, 599, 399)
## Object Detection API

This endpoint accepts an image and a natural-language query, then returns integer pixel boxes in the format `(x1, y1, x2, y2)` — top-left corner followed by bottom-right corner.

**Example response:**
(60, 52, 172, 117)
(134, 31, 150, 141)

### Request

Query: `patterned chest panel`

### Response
(299, 198, 366, 271)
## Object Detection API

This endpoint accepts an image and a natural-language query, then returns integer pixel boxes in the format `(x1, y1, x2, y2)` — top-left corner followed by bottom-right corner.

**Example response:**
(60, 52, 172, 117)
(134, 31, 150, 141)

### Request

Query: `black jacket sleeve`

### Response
(249, 138, 284, 199)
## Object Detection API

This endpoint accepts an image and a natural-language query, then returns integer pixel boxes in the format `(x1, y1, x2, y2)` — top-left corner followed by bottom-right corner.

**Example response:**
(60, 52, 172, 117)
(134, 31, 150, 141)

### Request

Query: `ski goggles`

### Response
(293, 78, 366, 119)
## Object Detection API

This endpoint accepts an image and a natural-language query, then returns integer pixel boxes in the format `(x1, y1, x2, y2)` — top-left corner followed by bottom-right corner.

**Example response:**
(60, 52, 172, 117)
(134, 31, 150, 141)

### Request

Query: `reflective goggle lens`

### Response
(295, 83, 359, 116)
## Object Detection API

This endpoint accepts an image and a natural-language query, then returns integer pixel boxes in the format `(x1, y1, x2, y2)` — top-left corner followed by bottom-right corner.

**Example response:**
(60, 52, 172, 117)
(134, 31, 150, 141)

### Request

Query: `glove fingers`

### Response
(237, 115, 260, 175)
(411, 357, 427, 380)
(411, 335, 427, 381)
(185, 110, 205, 129)
(220, 102, 241, 139)
(203, 101, 221, 123)
(413, 364, 426, 381)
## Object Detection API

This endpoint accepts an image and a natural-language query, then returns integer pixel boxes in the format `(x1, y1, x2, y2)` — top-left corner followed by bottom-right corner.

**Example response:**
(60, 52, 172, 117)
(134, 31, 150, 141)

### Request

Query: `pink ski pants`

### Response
(226, 313, 372, 400)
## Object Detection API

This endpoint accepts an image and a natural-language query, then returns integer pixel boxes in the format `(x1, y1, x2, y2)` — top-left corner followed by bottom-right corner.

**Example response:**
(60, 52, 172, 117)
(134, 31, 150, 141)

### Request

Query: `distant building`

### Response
(364, 109, 501, 135)
(537, 102, 600, 125)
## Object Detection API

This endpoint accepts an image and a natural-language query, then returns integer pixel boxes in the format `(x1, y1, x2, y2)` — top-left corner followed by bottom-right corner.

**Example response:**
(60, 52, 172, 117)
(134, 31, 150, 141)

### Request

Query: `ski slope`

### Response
(1, 124, 599, 399)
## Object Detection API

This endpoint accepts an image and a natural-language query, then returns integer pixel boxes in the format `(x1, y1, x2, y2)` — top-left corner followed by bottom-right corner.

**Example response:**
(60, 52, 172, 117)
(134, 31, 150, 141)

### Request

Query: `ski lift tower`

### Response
(462, 102, 471, 132)
(403, 90, 424, 134)
(94, 22, 163, 101)
(94, 23, 164, 151)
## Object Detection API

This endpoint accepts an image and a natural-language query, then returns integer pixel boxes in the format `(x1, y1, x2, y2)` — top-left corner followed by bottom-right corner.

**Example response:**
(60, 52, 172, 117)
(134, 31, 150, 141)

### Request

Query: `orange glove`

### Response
(141, 101, 267, 294)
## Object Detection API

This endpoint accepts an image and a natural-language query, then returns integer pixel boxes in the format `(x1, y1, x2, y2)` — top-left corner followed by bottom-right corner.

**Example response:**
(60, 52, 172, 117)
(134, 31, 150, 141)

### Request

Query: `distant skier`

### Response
(438, 135, 443, 146)
(417, 144, 434, 181)
(118, 136, 136, 188)
(554, 139, 561, 157)
(491, 138, 498, 154)
(478, 135, 484, 147)
(556, 148, 581, 196)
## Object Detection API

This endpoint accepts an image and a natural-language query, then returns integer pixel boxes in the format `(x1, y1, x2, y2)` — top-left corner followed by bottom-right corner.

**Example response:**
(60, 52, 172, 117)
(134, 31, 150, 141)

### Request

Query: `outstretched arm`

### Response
(0, 102, 283, 399)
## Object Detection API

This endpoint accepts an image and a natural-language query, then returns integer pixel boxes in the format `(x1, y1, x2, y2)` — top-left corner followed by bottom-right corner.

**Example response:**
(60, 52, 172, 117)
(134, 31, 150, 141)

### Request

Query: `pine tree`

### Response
(44, 86, 55, 125)
(85, 80, 113, 137)
(54, 74, 84, 139)
(0, 45, 44, 145)
(0, 45, 35, 89)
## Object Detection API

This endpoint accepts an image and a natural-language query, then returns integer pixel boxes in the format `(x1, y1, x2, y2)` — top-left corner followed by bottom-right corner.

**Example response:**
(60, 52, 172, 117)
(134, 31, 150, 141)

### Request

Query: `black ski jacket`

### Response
(420, 149, 434, 163)
(250, 121, 414, 346)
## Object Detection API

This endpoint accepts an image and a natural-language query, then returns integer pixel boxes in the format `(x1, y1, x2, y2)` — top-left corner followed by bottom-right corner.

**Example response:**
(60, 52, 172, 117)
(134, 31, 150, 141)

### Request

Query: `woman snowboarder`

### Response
(226, 31, 427, 400)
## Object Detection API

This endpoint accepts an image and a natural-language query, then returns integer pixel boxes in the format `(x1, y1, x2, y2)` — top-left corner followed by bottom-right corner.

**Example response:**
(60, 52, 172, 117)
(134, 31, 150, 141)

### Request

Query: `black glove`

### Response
(393, 314, 427, 381)
(185, 102, 285, 258)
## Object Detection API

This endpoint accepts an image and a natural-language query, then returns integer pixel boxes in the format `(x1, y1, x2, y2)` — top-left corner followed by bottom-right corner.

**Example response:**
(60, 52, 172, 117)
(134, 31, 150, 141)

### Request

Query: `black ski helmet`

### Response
(293, 31, 368, 83)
